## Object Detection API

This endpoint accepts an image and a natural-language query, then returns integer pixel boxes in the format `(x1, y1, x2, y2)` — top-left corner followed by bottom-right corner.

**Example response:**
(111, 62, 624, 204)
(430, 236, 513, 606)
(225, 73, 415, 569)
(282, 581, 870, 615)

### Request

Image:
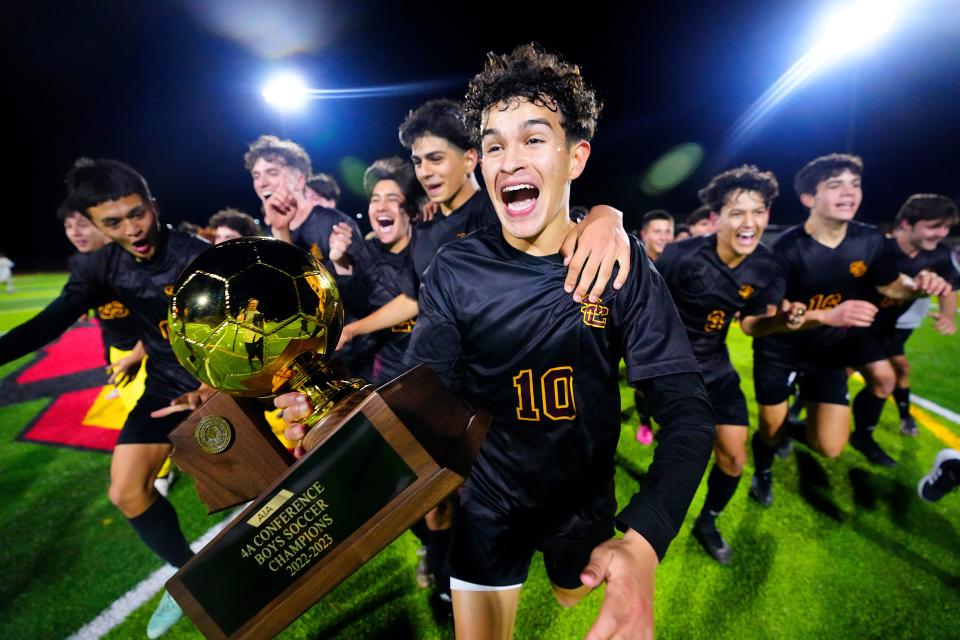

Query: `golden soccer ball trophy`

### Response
(168, 236, 362, 427)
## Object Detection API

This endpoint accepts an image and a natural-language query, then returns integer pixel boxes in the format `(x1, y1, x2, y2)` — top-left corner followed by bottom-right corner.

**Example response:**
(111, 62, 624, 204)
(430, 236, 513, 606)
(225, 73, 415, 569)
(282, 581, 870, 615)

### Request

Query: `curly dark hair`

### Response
(399, 99, 474, 152)
(243, 135, 312, 176)
(793, 153, 862, 198)
(896, 194, 959, 226)
(463, 43, 602, 147)
(698, 165, 780, 213)
(363, 157, 425, 221)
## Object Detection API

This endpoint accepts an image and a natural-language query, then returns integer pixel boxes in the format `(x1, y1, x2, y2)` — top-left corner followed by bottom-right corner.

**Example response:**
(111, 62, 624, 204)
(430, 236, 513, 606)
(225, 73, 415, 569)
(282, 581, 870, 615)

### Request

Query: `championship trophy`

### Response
(162, 237, 488, 639)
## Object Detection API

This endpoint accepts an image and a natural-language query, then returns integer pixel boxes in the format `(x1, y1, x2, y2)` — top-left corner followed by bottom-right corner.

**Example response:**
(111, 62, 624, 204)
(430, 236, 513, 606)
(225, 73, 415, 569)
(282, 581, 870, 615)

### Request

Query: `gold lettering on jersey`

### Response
(808, 293, 842, 311)
(456, 232, 467, 238)
(513, 367, 576, 422)
(164, 285, 175, 297)
(580, 298, 609, 328)
(849, 261, 867, 278)
(738, 284, 755, 300)
(704, 309, 726, 332)
(391, 319, 416, 333)
(158, 319, 170, 341)
(97, 301, 130, 320)
(310, 243, 325, 262)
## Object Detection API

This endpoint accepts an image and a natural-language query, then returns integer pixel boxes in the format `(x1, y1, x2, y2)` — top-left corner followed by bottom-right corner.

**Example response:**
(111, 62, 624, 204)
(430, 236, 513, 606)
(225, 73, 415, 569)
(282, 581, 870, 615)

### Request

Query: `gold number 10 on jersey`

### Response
(512, 367, 577, 422)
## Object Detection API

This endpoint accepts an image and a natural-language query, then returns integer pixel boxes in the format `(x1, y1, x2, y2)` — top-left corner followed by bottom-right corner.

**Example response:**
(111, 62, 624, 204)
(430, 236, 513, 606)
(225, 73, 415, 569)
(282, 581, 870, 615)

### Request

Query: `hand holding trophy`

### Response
(163, 238, 488, 639)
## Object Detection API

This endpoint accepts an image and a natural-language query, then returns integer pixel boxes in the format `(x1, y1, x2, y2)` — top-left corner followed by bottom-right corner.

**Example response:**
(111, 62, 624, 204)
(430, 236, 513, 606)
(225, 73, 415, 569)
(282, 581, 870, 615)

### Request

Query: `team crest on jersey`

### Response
(704, 309, 726, 332)
(849, 261, 868, 277)
(738, 284, 755, 300)
(392, 319, 416, 333)
(97, 301, 130, 320)
(580, 299, 609, 328)
(164, 285, 175, 297)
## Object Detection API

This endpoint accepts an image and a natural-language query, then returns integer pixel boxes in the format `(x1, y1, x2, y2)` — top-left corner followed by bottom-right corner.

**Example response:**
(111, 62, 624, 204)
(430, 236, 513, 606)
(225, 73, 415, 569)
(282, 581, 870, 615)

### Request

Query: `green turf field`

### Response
(1, 273, 958, 639)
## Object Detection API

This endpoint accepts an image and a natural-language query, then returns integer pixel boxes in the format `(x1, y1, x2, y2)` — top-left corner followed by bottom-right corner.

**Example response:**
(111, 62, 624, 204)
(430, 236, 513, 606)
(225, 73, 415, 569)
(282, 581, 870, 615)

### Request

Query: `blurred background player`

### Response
(639, 209, 674, 260)
(0, 252, 14, 292)
(686, 204, 717, 237)
(872, 194, 958, 436)
(305, 172, 341, 209)
(208, 207, 262, 244)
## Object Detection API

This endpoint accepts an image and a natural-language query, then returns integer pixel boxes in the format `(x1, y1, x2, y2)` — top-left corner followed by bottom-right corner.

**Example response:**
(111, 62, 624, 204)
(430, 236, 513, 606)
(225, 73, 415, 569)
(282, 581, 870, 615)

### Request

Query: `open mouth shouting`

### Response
(131, 238, 153, 255)
(734, 229, 757, 249)
(500, 182, 540, 218)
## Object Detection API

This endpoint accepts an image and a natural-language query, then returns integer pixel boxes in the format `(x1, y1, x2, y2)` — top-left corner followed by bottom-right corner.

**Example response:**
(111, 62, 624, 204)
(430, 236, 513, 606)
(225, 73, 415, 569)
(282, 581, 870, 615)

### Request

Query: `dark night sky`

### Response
(3, 0, 959, 270)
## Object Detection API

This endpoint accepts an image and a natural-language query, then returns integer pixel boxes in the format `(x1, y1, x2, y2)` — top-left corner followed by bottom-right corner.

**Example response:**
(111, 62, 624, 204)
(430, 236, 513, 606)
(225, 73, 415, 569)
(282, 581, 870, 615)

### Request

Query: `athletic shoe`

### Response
(749, 472, 773, 507)
(146, 591, 182, 639)
(154, 469, 176, 498)
(899, 415, 919, 437)
(414, 546, 434, 588)
(849, 431, 897, 468)
(918, 449, 960, 502)
(636, 423, 654, 446)
(692, 514, 732, 564)
(775, 436, 794, 459)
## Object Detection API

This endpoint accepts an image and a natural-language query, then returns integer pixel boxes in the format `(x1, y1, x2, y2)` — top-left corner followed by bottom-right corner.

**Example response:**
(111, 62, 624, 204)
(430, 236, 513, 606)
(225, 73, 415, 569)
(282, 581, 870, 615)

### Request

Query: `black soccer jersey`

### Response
(406, 190, 499, 293)
(67, 253, 139, 358)
(338, 239, 417, 386)
(406, 226, 698, 512)
(290, 205, 369, 269)
(0, 229, 207, 395)
(656, 235, 783, 378)
(867, 238, 960, 331)
(755, 221, 899, 363)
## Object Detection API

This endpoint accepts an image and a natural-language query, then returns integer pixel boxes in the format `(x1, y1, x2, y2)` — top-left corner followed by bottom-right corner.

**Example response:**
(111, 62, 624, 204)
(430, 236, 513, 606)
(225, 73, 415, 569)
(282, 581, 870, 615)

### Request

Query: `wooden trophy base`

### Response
(165, 364, 488, 639)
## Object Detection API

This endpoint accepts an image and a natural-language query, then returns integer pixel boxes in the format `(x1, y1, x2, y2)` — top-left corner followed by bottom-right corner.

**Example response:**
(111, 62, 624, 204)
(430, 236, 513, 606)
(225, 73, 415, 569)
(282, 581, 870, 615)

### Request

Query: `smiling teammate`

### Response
(657, 165, 811, 563)
(750, 154, 950, 503)
(281, 43, 714, 639)
(0, 159, 212, 637)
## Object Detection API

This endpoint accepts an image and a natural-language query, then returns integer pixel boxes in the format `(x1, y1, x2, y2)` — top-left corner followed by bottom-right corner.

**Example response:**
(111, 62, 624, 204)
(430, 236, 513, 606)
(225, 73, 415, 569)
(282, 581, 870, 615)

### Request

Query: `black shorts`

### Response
(753, 352, 849, 407)
(116, 385, 187, 446)
(705, 369, 749, 426)
(881, 328, 913, 358)
(448, 480, 615, 589)
(840, 328, 890, 367)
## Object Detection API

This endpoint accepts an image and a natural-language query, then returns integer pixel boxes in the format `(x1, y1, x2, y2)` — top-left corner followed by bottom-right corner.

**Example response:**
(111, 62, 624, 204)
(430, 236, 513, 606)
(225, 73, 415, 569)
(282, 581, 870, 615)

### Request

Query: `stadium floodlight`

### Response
(262, 72, 309, 112)
(721, 0, 906, 158)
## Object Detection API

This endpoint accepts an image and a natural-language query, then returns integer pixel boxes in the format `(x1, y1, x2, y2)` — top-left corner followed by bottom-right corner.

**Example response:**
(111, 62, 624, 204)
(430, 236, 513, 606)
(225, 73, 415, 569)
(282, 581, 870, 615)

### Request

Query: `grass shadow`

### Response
(794, 450, 844, 522)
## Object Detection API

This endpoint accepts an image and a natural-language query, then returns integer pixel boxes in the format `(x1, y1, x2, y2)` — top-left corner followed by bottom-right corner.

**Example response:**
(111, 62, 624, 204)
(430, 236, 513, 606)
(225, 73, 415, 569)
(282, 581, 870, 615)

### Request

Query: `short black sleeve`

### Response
(617, 239, 700, 384)
(403, 253, 462, 387)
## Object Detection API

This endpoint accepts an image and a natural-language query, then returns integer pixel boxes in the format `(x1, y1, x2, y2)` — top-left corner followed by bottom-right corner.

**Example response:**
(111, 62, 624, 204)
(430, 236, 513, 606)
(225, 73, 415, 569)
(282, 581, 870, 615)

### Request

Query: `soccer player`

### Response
(749, 154, 949, 504)
(686, 205, 716, 237)
(0, 159, 212, 638)
(639, 209, 674, 260)
(0, 252, 13, 292)
(336, 98, 635, 349)
(328, 157, 421, 386)
(244, 135, 365, 265)
(208, 207, 261, 244)
(305, 173, 341, 209)
(865, 194, 958, 436)
(281, 43, 714, 639)
(656, 165, 807, 564)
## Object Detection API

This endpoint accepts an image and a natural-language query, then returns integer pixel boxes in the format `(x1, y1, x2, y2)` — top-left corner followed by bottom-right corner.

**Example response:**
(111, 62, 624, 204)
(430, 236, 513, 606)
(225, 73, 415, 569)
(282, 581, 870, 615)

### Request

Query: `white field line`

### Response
(66, 511, 237, 640)
(911, 393, 960, 426)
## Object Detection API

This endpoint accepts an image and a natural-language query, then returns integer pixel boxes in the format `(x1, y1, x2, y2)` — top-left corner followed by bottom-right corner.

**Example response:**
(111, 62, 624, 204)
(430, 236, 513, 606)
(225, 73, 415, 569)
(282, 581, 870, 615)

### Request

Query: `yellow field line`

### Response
(911, 405, 960, 450)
